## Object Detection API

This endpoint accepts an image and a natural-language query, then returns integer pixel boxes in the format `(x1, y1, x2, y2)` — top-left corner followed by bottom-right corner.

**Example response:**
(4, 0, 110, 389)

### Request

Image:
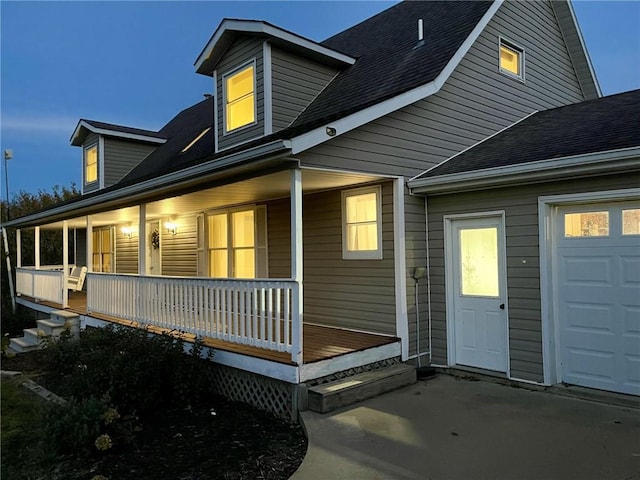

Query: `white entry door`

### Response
(146, 221, 161, 276)
(448, 216, 508, 372)
(555, 202, 640, 395)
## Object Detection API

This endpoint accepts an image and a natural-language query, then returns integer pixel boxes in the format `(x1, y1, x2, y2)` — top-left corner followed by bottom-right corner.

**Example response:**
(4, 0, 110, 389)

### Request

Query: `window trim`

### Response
(341, 185, 383, 260)
(222, 59, 258, 135)
(498, 36, 525, 82)
(84, 143, 99, 185)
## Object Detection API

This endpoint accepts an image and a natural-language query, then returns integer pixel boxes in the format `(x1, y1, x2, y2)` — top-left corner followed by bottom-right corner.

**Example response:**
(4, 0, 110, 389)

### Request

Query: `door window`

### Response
(459, 227, 499, 297)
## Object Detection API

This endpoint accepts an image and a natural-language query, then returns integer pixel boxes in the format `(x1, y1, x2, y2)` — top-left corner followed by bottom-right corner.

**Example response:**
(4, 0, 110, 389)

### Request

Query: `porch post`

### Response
(86, 216, 93, 273)
(16, 228, 21, 268)
(34, 226, 40, 269)
(290, 168, 303, 365)
(138, 204, 147, 275)
(62, 220, 69, 308)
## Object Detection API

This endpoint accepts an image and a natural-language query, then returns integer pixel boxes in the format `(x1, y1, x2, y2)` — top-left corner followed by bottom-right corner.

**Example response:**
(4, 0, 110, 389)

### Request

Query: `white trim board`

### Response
(70, 120, 166, 146)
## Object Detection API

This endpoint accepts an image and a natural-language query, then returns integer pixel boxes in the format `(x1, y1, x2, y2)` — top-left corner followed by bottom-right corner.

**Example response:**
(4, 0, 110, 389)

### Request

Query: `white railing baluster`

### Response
(83, 273, 295, 353)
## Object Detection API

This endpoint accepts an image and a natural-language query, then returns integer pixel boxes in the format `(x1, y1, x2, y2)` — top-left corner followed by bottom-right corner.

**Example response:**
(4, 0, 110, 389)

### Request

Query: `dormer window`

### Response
(224, 62, 256, 133)
(85, 144, 98, 184)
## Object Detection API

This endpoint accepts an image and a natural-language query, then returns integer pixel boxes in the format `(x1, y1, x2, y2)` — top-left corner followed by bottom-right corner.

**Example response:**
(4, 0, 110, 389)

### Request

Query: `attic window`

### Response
(181, 127, 212, 153)
(499, 38, 524, 80)
(84, 144, 98, 184)
(224, 63, 256, 133)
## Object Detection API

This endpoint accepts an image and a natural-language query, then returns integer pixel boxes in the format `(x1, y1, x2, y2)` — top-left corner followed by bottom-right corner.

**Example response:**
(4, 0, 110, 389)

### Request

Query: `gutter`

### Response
(408, 147, 640, 195)
(3, 140, 293, 229)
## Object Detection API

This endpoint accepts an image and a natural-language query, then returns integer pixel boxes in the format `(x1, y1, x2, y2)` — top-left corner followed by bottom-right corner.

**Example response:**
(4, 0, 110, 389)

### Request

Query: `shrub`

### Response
(42, 325, 216, 419)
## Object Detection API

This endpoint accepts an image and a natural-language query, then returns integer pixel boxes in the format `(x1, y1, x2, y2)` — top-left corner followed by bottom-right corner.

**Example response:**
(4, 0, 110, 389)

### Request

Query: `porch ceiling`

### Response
(36, 168, 387, 229)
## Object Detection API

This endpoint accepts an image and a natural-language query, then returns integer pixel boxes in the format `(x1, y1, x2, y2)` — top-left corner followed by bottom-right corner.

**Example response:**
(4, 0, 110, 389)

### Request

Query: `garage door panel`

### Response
(564, 302, 614, 332)
(556, 201, 640, 396)
(564, 256, 612, 284)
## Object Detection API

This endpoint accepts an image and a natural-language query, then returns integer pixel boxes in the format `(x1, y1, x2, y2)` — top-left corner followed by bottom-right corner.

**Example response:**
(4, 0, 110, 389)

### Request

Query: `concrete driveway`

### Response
(292, 374, 640, 480)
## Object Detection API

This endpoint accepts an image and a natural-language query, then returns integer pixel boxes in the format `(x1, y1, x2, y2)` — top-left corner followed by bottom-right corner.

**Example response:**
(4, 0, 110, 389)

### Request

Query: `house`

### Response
(408, 89, 640, 396)
(6, 0, 635, 417)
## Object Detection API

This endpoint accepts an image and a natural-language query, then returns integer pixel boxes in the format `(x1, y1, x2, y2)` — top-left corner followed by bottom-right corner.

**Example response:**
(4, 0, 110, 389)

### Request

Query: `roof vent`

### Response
(414, 19, 425, 49)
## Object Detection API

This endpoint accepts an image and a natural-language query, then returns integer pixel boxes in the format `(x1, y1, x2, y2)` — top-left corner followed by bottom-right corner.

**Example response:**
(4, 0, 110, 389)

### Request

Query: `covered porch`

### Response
(12, 166, 405, 383)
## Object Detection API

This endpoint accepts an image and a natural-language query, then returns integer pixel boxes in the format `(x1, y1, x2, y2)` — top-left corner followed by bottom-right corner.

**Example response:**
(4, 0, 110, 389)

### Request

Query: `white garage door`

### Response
(556, 202, 640, 395)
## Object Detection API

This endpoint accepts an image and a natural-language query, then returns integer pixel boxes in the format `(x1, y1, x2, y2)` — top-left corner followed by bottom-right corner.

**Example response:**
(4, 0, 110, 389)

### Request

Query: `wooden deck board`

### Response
(19, 293, 398, 366)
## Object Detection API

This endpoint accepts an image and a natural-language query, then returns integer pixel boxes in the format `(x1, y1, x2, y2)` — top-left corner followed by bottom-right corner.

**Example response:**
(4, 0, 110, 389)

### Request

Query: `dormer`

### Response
(70, 120, 167, 194)
(194, 19, 355, 152)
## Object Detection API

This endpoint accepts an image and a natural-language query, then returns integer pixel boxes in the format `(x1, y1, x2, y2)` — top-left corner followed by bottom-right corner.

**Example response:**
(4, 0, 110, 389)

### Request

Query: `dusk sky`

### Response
(1, 1, 639, 196)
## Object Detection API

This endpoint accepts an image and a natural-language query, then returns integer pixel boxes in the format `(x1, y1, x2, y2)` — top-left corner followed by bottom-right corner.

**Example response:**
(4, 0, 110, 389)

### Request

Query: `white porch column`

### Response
(393, 177, 409, 360)
(290, 168, 303, 365)
(34, 226, 40, 269)
(16, 228, 21, 268)
(62, 220, 69, 308)
(138, 204, 147, 275)
(86, 216, 93, 273)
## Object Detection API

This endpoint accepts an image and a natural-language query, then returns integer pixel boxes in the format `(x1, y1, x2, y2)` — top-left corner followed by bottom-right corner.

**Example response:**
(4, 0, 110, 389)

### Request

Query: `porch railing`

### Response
(87, 273, 298, 355)
(16, 267, 64, 305)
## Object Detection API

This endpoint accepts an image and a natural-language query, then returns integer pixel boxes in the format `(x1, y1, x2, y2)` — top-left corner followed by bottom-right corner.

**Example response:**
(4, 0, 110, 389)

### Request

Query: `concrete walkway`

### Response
(292, 374, 640, 480)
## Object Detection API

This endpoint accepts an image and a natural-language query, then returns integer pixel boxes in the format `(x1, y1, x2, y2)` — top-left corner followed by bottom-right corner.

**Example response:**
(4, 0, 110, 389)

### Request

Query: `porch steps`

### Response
(307, 364, 416, 413)
(7, 310, 80, 355)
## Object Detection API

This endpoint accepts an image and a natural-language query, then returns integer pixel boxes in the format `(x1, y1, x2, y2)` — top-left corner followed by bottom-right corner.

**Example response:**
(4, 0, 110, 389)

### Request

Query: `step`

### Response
(8, 337, 43, 354)
(307, 364, 416, 413)
(37, 319, 68, 337)
(23, 328, 46, 346)
(50, 310, 80, 326)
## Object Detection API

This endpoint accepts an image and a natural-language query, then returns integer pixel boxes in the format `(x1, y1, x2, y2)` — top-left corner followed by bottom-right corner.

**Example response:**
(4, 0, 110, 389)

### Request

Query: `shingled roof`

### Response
(119, 1, 494, 185)
(412, 89, 640, 180)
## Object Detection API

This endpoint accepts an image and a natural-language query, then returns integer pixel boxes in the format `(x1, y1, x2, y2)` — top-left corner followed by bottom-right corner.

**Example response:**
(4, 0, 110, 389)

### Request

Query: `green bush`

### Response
(42, 325, 216, 419)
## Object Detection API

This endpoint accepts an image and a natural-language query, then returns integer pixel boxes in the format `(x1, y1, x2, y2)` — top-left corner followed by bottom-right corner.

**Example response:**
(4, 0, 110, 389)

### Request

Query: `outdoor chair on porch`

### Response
(67, 266, 87, 292)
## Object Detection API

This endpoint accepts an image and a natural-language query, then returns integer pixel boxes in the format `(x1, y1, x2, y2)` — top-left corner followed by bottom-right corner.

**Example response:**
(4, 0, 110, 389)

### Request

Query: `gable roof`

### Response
(70, 119, 166, 146)
(408, 89, 640, 192)
(194, 19, 356, 75)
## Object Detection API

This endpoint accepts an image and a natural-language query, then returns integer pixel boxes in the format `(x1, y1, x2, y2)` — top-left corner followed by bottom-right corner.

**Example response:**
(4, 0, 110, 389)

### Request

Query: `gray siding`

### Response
(426, 173, 639, 382)
(302, 183, 396, 335)
(103, 138, 155, 188)
(216, 38, 264, 151)
(161, 215, 198, 277)
(82, 133, 100, 194)
(298, 0, 585, 178)
(404, 191, 428, 358)
(74, 228, 87, 268)
(266, 197, 291, 279)
(271, 47, 338, 132)
(115, 227, 138, 274)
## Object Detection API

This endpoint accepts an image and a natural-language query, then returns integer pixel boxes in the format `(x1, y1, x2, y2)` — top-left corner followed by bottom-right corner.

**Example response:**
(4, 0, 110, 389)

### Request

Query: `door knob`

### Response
(499, 303, 505, 310)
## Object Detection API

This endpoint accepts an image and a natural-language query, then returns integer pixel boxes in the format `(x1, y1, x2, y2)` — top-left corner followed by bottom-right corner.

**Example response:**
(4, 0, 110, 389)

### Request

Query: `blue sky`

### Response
(1, 1, 639, 196)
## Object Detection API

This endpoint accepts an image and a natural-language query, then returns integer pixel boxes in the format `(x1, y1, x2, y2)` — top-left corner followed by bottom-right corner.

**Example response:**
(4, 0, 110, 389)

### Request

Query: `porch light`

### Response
(165, 222, 177, 236)
(121, 226, 133, 239)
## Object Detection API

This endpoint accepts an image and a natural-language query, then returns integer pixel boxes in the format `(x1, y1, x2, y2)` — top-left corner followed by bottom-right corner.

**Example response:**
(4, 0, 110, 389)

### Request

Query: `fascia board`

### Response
(195, 19, 355, 74)
(3, 140, 293, 229)
(70, 120, 166, 146)
(565, 0, 602, 97)
(290, 0, 503, 154)
(407, 147, 640, 194)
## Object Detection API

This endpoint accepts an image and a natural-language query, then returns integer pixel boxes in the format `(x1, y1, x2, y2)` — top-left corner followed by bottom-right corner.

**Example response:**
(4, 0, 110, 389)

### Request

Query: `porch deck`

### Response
(19, 292, 398, 366)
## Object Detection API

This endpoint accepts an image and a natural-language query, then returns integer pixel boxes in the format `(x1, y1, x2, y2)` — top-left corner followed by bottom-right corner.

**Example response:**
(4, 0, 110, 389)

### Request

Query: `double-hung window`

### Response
(224, 63, 256, 133)
(206, 206, 267, 278)
(85, 145, 98, 184)
(342, 186, 383, 260)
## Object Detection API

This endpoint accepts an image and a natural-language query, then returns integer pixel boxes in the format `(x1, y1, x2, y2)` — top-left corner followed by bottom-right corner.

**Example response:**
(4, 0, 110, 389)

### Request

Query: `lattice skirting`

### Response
(304, 357, 401, 387)
(211, 364, 296, 420)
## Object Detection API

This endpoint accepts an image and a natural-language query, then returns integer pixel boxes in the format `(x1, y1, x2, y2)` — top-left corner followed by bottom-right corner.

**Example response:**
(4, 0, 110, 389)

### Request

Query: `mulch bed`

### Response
(2, 351, 307, 480)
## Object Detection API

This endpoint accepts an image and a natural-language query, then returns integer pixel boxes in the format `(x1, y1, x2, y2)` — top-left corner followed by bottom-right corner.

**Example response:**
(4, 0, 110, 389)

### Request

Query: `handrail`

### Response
(16, 267, 64, 304)
(87, 273, 299, 357)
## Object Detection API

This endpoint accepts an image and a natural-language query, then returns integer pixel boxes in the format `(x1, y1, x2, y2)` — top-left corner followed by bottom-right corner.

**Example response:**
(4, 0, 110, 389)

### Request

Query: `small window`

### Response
(342, 186, 383, 260)
(499, 38, 524, 80)
(85, 145, 98, 184)
(622, 209, 640, 235)
(224, 63, 256, 133)
(564, 211, 609, 237)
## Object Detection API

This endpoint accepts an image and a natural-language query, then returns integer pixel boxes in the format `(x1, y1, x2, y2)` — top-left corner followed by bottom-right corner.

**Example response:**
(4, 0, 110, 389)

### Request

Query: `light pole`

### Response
(3, 149, 12, 221)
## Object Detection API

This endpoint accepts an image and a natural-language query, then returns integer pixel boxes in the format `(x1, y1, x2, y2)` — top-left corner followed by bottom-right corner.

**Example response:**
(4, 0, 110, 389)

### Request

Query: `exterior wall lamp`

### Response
(165, 222, 177, 236)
